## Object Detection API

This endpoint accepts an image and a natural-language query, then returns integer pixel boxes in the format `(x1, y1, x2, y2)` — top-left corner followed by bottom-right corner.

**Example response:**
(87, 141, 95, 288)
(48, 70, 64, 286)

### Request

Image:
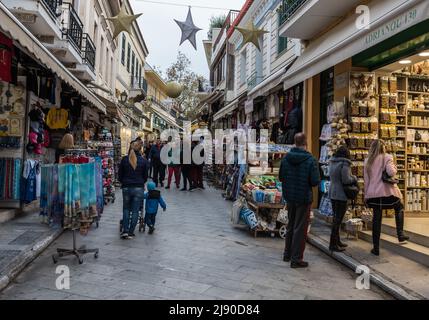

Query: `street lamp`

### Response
(120, 91, 128, 104)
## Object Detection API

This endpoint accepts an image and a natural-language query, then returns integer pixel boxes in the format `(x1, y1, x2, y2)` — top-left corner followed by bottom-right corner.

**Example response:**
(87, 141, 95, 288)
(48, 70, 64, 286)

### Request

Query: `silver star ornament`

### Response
(174, 8, 202, 50)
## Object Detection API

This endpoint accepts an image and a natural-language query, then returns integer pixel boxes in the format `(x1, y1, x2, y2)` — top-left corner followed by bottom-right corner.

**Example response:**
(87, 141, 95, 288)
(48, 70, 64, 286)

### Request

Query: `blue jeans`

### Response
(145, 212, 156, 228)
(122, 187, 144, 234)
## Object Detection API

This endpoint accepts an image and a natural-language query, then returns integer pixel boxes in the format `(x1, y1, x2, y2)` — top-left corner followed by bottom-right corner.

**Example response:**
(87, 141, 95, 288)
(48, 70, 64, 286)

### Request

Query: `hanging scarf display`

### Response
(40, 161, 104, 234)
(0, 158, 21, 201)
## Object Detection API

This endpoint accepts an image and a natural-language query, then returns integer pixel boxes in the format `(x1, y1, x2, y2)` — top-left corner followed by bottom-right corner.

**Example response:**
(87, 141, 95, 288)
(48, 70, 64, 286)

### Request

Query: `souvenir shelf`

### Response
(348, 72, 378, 208)
(86, 128, 116, 205)
(386, 73, 429, 214)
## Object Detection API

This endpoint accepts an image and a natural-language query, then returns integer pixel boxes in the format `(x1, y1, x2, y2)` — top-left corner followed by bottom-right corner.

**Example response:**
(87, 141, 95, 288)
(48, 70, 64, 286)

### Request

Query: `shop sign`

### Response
(16, 13, 37, 24)
(365, 8, 418, 47)
(244, 100, 254, 114)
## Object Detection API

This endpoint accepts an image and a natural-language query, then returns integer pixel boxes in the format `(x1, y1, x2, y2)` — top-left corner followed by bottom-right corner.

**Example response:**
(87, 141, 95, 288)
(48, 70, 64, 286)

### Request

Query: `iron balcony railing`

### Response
(82, 33, 96, 71)
(61, 2, 83, 53)
(148, 95, 169, 112)
(212, 10, 239, 54)
(279, 0, 308, 26)
(41, 0, 63, 19)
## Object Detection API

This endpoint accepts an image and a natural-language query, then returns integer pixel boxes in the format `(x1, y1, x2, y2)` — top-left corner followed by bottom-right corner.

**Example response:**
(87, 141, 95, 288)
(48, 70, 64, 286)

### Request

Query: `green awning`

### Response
(353, 19, 429, 70)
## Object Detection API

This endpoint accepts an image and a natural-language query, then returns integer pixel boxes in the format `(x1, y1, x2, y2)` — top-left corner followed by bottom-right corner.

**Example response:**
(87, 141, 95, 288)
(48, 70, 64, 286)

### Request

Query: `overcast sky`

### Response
(132, 0, 243, 79)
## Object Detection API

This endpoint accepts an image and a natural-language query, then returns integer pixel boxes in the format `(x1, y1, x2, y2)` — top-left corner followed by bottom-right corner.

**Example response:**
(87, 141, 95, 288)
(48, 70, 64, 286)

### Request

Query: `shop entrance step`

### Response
(359, 230, 429, 268)
(382, 219, 429, 249)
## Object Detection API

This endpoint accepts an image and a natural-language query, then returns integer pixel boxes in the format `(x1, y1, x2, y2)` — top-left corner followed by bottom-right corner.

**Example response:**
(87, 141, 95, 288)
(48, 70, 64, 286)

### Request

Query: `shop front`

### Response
(0, 2, 110, 238)
(282, 0, 429, 249)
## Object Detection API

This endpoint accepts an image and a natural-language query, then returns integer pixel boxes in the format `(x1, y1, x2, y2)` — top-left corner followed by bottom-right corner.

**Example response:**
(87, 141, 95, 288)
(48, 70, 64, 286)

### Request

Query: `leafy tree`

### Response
(166, 52, 206, 120)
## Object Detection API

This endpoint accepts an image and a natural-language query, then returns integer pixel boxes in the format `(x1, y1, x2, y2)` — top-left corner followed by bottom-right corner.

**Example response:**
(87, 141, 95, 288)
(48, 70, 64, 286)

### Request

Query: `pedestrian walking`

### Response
(364, 139, 409, 256)
(188, 141, 198, 191)
(180, 147, 192, 191)
(195, 139, 205, 190)
(149, 139, 164, 187)
(166, 143, 181, 189)
(144, 141, 152, 177)
(328, 145, 358, 252)
(279, 133, 320, 268)
(118, 139, 148, 239)
(144, 181, 167, 234)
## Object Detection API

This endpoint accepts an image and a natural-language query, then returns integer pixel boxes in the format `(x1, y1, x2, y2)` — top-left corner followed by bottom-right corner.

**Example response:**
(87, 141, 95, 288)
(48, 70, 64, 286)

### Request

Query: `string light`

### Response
(136, 0, 237, 11)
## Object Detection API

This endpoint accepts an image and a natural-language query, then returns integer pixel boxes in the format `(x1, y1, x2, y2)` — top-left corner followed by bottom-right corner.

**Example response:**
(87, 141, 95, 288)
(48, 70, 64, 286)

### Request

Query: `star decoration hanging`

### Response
(106, 4, 142, 40)
(174, 7, 202, 50)
(235, 21, 269, 51)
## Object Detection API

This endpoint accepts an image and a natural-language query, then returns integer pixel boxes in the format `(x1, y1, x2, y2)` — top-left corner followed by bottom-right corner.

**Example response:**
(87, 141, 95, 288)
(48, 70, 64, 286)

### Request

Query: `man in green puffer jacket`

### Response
(279, 133, 320, 269)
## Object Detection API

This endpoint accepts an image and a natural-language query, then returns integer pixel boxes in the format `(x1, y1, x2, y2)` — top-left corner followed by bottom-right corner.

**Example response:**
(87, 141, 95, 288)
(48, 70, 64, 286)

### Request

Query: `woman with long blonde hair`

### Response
(118, 138, 148, 239)
(364, 139, 409, 256)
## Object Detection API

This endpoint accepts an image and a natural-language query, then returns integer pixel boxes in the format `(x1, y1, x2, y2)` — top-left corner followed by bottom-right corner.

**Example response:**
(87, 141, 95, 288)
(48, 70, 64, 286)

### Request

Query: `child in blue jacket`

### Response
(144, 182, 166, 234)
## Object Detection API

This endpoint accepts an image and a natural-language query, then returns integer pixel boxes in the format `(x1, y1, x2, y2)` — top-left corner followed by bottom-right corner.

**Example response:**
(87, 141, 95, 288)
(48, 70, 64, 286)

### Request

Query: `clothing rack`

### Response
(52, 229, 99, 265)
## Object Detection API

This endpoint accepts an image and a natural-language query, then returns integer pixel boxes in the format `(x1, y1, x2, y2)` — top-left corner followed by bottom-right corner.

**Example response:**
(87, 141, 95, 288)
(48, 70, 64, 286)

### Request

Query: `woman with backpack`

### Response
(364, 139, 409, 256)
(328, 145, 358, 252)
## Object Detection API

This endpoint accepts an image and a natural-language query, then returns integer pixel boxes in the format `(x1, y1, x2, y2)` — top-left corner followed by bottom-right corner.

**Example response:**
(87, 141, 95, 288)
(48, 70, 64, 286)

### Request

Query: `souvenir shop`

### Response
(0, 4, 109, 245)
(315, 9, 429, 240)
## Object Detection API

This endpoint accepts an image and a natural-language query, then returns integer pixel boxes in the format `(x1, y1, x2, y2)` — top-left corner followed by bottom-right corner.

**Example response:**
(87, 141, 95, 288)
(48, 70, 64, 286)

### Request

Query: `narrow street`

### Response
(0, 186, 390, 300)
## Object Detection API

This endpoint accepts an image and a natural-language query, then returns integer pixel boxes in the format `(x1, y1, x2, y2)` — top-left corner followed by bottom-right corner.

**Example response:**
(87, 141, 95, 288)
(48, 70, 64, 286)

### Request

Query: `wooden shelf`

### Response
(408, 109, 429, 113)
(407, 169, 429, 172)
(407, 186, 429, 189)
(408, 153, 429, 156)
(408, 141, 429, 144)
(408, 91, 429, 95)
(397, 90, 407, 93)
(407, 125, 429, 130)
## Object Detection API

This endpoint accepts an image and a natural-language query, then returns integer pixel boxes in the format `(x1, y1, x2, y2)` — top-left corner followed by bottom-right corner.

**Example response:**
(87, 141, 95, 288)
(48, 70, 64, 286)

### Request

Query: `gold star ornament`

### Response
(106, 4, 142, 40)
(235, 21, 269, 51)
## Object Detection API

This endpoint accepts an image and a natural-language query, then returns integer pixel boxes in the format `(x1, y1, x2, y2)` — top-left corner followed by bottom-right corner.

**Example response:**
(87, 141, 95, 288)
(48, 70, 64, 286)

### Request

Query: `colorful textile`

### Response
(41, 162, 103, 233)
(0, 158, 21, 201)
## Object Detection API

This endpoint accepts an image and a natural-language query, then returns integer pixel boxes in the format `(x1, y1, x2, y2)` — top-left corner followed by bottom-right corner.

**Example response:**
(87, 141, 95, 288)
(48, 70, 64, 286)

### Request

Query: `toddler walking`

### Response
(144, 182, 166, 234)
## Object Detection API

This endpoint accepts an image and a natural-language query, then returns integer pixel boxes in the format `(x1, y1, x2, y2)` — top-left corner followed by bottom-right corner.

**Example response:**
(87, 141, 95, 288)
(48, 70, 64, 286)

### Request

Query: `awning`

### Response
(0, 2, 106, 113)
(213, 92, 247, 121)
(247, 57, 297, 101)
(200, 90, 225, 105)
(150, 104, 181, 129)
(94, 93, 130, 126)
(282, 0, 429, 90)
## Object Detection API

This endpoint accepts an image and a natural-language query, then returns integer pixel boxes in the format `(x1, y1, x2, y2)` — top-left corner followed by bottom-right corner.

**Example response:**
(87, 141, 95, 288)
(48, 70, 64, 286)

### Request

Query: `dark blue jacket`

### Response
(144, 190, 167, 214)
(118, 155, 148, 188)
(149, 144, 162, 161)
(279, 148, 320, 204)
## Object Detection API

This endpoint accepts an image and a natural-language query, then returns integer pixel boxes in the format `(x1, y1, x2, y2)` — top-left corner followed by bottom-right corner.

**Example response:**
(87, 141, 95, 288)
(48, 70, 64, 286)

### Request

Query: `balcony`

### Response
(129, 76, 147, 102)
(2, 0, 63, 41)
(81, 34, 96, 71)
(212, 10, 239, 58)
(61, 3, 83, 53)
(71, 33, 97, 81)
(42, 2, 83, 65)
(247, 72, 263, 90)
(278, 0, 362, 40)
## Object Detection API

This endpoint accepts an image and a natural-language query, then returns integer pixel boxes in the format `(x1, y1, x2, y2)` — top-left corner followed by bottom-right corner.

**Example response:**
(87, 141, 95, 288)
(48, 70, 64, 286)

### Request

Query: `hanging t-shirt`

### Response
(0, 32, 13, 83)
(46, 108, 69, 129)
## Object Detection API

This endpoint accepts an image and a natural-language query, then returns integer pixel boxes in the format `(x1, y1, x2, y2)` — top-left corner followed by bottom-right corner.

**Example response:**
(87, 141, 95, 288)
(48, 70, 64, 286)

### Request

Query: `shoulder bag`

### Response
(382, 155, 399, 185)
(341, 162, 359, 200)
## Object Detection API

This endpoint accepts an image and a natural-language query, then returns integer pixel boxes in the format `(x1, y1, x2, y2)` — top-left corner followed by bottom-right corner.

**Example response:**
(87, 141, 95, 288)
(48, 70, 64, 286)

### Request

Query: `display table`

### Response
(243, 193, 285, 238)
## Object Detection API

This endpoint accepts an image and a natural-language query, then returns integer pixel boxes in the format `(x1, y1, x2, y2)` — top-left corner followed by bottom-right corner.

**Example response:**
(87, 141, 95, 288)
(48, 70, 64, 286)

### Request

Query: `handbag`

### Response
(382, 155, 399, 185)
(341, 163, 359, 200)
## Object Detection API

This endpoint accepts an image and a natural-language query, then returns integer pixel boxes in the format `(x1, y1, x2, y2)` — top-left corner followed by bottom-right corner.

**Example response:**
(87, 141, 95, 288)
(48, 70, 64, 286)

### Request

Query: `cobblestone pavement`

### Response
(0, 186, 391, 300)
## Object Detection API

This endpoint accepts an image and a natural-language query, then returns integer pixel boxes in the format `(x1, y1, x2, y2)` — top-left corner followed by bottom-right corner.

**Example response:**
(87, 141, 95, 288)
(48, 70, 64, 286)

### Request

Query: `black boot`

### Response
(329, 224, 345, 252)
(395, 209, 409, 243)
(338, 239, 348, 248)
